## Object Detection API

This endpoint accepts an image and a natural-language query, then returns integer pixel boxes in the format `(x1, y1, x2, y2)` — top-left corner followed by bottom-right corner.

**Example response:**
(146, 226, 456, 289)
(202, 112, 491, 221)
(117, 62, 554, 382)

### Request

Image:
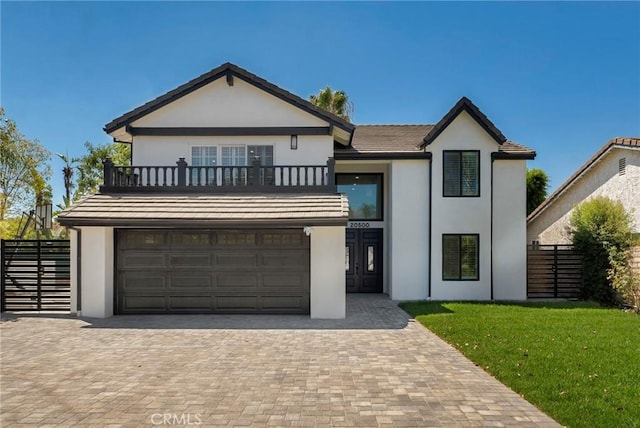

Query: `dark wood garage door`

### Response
(116, 229, 310, 314)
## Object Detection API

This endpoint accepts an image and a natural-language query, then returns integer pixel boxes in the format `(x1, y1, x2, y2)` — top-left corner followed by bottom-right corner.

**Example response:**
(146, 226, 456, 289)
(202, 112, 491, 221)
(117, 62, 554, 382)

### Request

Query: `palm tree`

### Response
(55, 152, 79, 208)
(309, 86, 354, 122)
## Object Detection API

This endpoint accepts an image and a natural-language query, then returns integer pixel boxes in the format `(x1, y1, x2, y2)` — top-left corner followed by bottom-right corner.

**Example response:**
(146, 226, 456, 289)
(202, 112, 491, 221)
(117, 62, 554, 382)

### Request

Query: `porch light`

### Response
(291, 135, 298, 150)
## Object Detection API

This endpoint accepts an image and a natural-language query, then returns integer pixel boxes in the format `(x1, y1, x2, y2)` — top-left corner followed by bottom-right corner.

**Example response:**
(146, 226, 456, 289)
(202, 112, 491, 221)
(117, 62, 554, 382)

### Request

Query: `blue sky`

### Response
(2, 1, 639, 207)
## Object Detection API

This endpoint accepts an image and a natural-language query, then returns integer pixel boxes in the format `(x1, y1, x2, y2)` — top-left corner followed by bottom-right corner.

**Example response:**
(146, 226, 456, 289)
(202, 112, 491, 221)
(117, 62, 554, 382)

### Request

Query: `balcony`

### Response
(100, 157, 336, 193)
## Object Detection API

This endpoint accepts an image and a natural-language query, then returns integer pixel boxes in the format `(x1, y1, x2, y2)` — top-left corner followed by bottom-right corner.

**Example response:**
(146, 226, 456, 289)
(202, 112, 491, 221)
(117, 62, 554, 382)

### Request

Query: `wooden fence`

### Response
(527, 244, 581, 299)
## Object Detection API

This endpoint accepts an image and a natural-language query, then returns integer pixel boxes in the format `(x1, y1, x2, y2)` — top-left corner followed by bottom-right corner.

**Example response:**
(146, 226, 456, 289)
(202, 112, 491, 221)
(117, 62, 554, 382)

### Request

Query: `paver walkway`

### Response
(0, 295, 559, 427)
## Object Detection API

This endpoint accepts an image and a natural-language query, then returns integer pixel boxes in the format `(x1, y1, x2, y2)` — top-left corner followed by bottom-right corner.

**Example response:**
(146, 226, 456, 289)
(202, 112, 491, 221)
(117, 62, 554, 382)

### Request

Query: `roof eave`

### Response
(57, 216, 349, 228)
(492, 152, 536, 160)
(104, 62, 355, 137)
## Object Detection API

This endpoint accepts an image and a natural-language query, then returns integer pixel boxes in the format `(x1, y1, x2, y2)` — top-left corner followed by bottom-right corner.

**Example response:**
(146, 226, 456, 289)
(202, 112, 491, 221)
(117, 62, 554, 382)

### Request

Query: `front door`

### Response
(346, 229, 383, 293)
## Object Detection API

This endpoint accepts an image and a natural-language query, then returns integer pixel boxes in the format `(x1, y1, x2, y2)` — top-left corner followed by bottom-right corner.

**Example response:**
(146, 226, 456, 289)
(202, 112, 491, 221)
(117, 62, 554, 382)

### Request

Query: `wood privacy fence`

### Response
(527, 244, 581, 299)
(1, 240, 71, 312)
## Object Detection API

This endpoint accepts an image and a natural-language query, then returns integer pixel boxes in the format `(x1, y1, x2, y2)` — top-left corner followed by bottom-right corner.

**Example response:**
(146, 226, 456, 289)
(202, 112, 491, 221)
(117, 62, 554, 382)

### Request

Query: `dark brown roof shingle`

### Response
(334, 123, 534, 159)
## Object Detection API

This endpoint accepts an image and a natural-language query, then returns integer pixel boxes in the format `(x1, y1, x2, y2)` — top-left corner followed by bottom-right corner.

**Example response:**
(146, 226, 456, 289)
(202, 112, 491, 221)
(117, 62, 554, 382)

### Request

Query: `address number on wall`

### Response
(349, 222, 370, 229)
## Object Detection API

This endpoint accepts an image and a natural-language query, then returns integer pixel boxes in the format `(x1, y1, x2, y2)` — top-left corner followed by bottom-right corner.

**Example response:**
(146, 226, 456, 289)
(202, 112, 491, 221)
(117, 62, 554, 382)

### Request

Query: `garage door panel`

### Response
(262, 274, 307, 289)
(169, 254, 212, 267)
(216, 254, 258, 267)
(120, 273, 166, 289)
(121, 254, 166, 268)
(261, 252, 307, 267)
(217, 274, 258, 289)
(262, 296, 308, 311)
(170, 275, 213, 289)
(121, 295, 166, 311)
(216, 296, 258, 310)
(169, 296, 214, 311)
(116, 229, 310, 314)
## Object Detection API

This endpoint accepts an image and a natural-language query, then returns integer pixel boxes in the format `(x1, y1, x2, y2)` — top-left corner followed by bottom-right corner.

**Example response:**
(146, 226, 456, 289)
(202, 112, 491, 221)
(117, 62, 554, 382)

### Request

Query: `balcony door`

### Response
(345, 229, 383, 293)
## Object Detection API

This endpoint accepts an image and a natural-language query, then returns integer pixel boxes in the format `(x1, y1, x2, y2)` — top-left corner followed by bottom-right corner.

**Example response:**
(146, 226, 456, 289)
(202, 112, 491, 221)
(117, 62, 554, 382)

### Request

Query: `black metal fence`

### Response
(527, 244, 581, 299)
(1, 240, 71, 312)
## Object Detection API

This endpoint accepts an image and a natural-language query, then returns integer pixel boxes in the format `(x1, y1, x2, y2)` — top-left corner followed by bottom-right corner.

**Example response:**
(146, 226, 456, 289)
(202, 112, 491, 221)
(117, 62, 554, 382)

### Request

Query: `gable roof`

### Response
(333, 123, 534, 160)
(527, 137, 640, 222)
(421, 97, 507, 148)
(104, 62, 355, 135)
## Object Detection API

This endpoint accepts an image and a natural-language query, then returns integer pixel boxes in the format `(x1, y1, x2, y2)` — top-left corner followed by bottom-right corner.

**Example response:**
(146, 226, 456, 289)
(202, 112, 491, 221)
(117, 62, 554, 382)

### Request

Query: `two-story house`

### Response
(58, 62, 535, 319)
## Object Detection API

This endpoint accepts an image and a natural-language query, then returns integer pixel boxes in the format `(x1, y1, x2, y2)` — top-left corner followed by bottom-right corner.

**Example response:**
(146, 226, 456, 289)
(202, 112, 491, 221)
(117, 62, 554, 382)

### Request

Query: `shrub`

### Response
(608, 245, 640, 312)
(569, 197, 635, 306)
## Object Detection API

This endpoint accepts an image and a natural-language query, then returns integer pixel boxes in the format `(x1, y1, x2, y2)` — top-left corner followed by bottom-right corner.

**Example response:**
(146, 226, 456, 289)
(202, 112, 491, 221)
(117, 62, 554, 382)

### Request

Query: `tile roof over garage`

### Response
(57, 194, 349, 227)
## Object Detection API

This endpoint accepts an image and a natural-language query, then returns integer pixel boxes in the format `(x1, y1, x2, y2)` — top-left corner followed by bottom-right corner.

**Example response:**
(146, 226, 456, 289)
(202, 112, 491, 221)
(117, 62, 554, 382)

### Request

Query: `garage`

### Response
(116, 229, 310, 314)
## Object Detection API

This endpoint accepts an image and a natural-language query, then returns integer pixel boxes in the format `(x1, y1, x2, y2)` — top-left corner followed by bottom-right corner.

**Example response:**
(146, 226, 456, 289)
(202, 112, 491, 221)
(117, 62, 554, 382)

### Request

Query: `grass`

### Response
(399, 301, 640, 428)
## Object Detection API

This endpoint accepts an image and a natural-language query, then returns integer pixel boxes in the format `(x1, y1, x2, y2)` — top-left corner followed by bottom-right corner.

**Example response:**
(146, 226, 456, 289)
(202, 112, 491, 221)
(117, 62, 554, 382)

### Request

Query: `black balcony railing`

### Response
(100, 157, 336, 193)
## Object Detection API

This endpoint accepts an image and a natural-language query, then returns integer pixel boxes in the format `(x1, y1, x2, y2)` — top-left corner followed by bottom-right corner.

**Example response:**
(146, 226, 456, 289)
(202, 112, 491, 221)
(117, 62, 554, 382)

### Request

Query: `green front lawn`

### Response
(400, 301, 640, 428)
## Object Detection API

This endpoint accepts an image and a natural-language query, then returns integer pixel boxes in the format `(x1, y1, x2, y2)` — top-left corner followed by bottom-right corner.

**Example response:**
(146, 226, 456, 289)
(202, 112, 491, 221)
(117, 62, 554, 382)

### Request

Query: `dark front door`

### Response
(346, 229, 383, 293)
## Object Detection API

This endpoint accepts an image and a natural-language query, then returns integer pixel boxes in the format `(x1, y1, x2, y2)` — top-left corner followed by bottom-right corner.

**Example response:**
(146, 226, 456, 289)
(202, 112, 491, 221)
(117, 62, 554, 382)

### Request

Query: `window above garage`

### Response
(191, 145, 274, 166)
(336, 174, 383, 220)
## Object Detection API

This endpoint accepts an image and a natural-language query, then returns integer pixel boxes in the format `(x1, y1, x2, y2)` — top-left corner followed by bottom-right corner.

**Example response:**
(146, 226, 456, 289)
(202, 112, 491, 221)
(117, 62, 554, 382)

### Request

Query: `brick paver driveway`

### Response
(1, 295, 558, 427)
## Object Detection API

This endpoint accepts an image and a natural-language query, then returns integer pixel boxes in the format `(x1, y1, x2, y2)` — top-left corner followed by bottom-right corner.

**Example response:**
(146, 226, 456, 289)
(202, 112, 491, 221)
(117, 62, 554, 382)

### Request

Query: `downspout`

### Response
(428, 156, 433, 299)
(69, 226, 82, 315)
(490, 157, 494, 300)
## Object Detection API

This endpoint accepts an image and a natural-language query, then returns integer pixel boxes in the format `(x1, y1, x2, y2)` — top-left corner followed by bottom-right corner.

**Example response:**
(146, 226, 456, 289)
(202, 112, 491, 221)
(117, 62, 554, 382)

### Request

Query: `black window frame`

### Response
(442, 233, 479, 281)
(336, 173, 384, 221)
(443, 150, 480, 197)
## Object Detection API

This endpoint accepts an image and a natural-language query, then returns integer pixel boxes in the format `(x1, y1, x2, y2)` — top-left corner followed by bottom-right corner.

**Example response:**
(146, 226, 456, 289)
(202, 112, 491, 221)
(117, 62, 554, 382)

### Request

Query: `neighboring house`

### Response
(528, 137, 640, 244)
(58, 62, 535, 319)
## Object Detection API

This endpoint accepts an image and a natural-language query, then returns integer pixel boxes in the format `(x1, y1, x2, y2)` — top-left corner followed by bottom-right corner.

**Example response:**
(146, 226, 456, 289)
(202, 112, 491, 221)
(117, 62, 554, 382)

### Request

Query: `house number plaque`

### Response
(349, 222, 370, 229)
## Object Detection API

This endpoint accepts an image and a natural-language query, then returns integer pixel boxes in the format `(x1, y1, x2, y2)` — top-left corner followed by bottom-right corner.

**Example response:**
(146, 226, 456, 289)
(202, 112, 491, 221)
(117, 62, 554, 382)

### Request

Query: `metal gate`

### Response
(1, 240, 71, 312)
(527, 244, 581, 299)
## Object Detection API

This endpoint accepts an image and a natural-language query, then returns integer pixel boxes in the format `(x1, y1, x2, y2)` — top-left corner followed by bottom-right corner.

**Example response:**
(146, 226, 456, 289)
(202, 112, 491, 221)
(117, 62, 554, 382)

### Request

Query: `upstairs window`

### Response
(192, 146, 217, 167)
(443, 151, 480, 197)
(247, 145, 274, 166)
(443, 234, 479, 281)
(336, 174, 383, 220)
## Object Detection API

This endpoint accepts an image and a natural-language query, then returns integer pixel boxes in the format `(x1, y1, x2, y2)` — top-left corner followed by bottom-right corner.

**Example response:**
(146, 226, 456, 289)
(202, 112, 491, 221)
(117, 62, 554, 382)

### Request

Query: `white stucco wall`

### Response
(493, 160, 527, 300)
(132, 134, 333, 167)
(132, 77, 328, 128)
(310, 226, 346, 319)
(125, 75, 337, 168)
(80, 227, 114, 318)
(388, 160, 430, 300)
(528, 148, 640, 244)
(429, 111, 497, 300)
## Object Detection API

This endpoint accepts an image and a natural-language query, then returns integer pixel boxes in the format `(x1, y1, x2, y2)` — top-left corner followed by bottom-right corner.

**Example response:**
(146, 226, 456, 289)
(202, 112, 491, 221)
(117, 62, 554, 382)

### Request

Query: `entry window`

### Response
(367, 246, 375, 272)
(443, 151, 480, 197)
(443, 234, 479, 281)
(336, 174, 383, 220)
(345, 246, 350, 271)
